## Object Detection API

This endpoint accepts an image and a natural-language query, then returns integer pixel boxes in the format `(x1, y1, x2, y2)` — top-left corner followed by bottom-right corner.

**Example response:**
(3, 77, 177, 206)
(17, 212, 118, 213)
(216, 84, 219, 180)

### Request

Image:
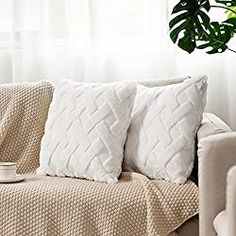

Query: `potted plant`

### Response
(169, 0, 236, 54)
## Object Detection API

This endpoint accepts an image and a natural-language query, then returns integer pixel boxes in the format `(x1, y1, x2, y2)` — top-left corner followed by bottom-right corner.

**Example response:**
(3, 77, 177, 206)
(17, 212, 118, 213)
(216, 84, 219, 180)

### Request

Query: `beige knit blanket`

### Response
(0, 81, 199, 236)
(0, 81, 54, 174)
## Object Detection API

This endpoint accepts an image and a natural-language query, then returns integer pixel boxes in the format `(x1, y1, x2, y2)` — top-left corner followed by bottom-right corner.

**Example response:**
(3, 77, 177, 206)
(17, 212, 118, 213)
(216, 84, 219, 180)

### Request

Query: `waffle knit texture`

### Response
(0, 81, 198, 236)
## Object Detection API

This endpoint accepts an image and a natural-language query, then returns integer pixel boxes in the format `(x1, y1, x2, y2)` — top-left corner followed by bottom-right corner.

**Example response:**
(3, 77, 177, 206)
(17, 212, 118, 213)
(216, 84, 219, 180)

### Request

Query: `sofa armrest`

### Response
(198, 132, 236, 236)
(197, 113, 233, 236)
(226, 166, 236, 236)
(213, 166, 236, 236)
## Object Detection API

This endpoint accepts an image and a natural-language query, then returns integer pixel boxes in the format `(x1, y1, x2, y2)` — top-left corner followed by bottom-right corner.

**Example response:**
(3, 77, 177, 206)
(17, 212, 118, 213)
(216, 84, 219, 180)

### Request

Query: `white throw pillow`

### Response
(124, 76, 207, 184)
(37, 80, 136, 184)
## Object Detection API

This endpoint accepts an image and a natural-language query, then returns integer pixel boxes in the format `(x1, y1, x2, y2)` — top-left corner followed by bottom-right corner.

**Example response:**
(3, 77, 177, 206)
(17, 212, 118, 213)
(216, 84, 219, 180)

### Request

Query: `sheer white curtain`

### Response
(0, 0, 235, 129)
(1, 0, 173, 83)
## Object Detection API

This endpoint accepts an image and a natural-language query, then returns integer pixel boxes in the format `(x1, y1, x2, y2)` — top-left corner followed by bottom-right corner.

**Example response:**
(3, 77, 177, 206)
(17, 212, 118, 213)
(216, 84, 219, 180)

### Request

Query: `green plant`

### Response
(169, 0, 236, 54)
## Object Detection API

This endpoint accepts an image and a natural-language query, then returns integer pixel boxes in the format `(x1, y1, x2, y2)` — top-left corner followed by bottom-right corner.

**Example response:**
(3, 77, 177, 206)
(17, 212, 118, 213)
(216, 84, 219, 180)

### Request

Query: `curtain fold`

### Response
(10, 0, 176, 83)
(0, 0, 235, 129)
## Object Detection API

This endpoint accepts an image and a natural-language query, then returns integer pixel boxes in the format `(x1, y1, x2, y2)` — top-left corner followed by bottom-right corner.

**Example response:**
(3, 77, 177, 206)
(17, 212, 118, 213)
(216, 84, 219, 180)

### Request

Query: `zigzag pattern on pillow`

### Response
(38, 81, 136, 183)
(124, 76, 207, 184)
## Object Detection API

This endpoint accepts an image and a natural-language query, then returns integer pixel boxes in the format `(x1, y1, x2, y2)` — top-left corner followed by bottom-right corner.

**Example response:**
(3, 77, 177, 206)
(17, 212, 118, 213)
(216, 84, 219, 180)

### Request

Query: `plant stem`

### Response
(227, 47, 236, 53)
(210, 5, 236, 15)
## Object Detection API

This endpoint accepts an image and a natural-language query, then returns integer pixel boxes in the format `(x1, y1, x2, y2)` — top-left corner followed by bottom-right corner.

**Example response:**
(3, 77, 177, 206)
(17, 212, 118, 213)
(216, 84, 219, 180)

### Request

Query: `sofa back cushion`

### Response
(198, 113, 231, 140)
(138, 76, 188, 88)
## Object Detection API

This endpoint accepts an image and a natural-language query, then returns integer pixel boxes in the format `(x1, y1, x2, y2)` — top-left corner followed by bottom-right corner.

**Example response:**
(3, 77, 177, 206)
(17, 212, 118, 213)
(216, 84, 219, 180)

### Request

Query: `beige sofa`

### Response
(198, 113, 234, 236)
(0, 78, 233, 236)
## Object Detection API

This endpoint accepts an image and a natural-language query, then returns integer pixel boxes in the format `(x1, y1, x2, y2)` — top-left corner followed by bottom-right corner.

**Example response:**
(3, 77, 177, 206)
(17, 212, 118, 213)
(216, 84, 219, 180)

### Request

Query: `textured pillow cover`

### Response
(37, 80, 137, 183)
(124, 76, 208, 184)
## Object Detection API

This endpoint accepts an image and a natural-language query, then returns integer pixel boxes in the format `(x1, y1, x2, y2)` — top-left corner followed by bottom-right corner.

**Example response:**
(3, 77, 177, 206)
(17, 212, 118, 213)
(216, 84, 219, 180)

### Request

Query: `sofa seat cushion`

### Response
(0, 172, 198, 236)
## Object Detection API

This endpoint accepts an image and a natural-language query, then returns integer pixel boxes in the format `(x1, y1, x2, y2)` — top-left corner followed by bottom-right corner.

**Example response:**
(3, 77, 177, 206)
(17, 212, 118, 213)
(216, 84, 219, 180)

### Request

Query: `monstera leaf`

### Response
(169, 0, 211, 53)
(224, 17, 236, 32)
(215, 0, 236, 6)
(170, 0, 236, 54)
(197, 22, 232, 53)
(225, 6, 236, 18)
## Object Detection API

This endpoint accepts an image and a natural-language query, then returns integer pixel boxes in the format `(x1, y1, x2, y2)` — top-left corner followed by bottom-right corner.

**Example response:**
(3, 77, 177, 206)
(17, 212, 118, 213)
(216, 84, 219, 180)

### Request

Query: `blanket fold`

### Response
(0, 81, 53, 173)
(0, 82, 198, 236)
